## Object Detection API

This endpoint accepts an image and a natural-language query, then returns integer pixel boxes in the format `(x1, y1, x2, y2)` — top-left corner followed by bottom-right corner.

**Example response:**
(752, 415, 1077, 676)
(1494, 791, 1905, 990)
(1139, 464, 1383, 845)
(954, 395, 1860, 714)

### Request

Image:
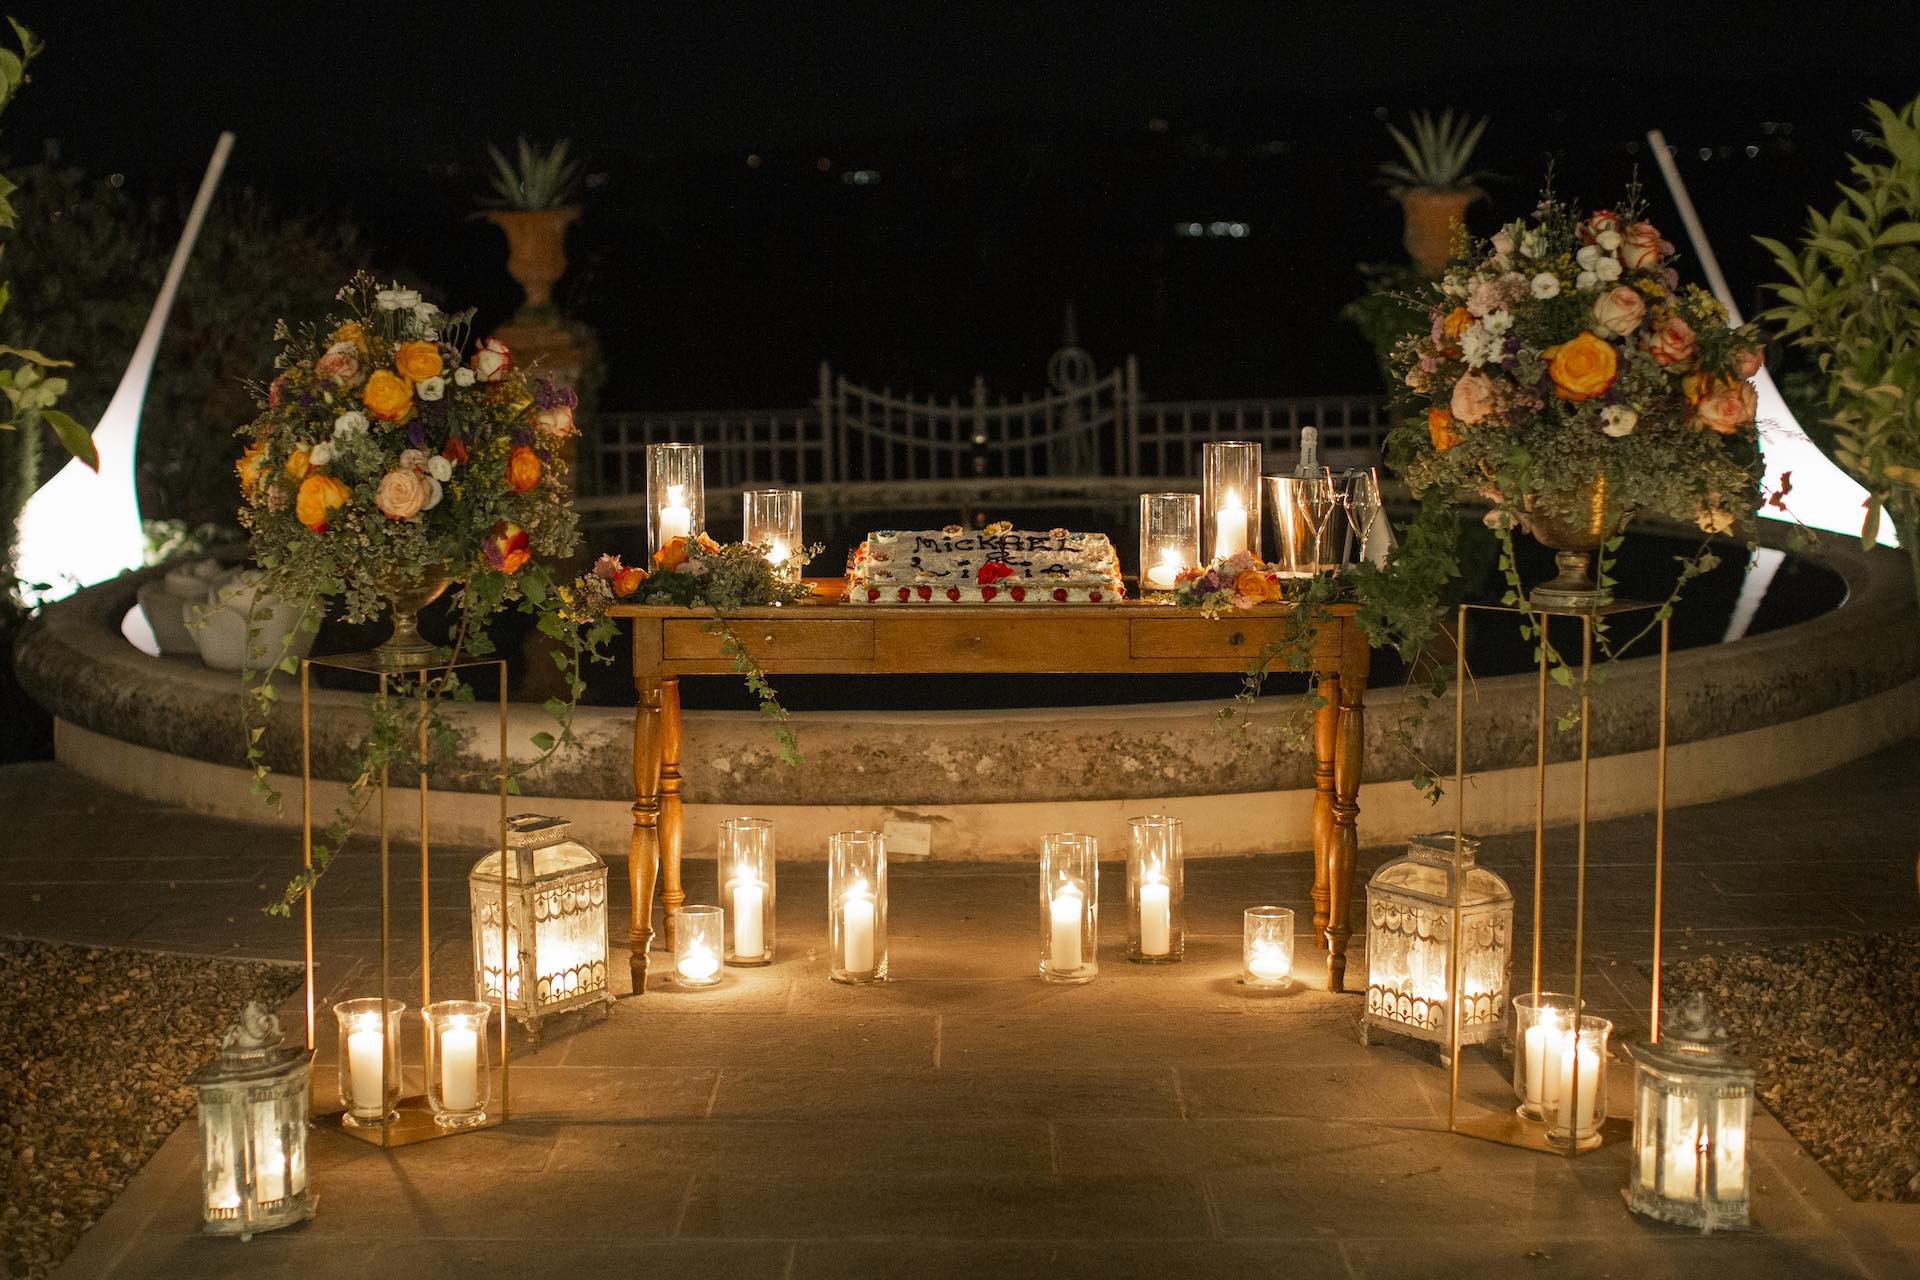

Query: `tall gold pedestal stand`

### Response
(1444, 600, 1669, 1156)
(299, 651, 512, 1148)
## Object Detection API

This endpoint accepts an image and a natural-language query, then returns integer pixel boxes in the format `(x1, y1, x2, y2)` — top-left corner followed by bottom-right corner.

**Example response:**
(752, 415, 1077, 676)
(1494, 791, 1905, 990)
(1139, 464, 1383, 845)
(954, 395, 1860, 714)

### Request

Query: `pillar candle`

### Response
(1247, 939, 1289, 982)
(1049, 887, 1084, 971)
(1523, 1023, 1564, 1107)
(439, 1026, 480, 1111)
(767, 538, 791, 567)
(1144, 550, 1182, 591)
(659, 485, 692, 542)
(1139, 880, 1172, 956)
(1213, 492, 1247, 560)
(1555, 1037, 1603, 1135)
(842, 890, 876, 974)
(732, 879, 766, 959)
(346, 1023, 385, 1114)
(677, 942, 721, 983)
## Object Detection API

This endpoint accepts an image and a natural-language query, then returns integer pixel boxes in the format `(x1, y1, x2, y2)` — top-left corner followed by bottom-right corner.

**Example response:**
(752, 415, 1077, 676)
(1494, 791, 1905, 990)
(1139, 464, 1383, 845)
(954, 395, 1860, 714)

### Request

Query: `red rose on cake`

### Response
(975, 561, 1015, 586)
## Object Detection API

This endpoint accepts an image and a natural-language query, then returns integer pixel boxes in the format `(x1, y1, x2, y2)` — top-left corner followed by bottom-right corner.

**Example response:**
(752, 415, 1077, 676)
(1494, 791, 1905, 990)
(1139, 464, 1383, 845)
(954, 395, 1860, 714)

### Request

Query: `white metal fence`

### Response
(581, 357, 1392, 511)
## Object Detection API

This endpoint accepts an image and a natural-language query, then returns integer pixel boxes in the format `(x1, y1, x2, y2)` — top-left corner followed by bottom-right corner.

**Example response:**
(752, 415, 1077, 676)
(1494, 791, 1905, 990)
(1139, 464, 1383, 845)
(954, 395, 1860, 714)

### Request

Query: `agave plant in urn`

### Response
(236, 272, 580, 667)
(1386, 184, 1770, 612)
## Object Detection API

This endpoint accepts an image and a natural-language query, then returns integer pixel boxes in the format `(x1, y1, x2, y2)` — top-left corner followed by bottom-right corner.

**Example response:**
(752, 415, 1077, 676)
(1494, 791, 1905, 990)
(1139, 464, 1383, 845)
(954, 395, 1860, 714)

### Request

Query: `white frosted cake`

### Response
(847, 524, 1125, 603)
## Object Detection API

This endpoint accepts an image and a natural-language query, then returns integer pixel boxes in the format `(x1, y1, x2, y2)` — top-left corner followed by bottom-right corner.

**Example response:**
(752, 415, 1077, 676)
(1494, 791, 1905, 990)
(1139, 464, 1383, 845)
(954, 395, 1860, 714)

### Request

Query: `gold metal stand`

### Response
(1444, 600, 1670, 1156)
(299, 651, 512, 1148)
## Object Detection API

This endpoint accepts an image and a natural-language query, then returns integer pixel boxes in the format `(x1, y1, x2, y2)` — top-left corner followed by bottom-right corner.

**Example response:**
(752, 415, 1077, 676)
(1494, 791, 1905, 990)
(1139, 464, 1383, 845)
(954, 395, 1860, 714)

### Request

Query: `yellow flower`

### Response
(362, 369, 415, 422)
(236, 442, 268, 491)
(1543, 331, 1619, 402)
(284, 448, 311, 481)
(394, 340, 444, 382)
(295, 473, 351, 532)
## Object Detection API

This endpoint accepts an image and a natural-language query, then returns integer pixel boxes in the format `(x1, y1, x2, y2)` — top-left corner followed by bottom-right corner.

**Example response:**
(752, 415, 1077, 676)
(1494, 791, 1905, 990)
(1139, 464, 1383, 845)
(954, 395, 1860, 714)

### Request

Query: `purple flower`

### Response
(533, 377, 579, 412)
(407, 420, 429, 447)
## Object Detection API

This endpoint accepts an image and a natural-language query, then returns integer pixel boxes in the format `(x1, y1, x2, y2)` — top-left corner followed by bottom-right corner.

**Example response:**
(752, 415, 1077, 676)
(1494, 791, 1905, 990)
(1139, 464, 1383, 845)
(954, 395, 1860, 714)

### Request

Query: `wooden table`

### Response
(610, 592, 1369, 990)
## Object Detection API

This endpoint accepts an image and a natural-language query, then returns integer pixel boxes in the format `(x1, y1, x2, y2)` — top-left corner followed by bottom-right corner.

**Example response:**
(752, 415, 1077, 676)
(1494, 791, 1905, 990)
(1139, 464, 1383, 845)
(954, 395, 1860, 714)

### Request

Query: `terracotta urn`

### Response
(1398, 187, 1481, 279)
(485, 207, 580, 314)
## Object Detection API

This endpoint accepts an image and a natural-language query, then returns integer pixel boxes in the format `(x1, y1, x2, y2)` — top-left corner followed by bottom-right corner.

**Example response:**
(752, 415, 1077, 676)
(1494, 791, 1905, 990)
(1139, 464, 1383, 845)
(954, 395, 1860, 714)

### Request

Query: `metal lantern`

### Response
(1362, 832, 1512, 1048)
(469, 814, 613, 1034)
(189, 1002, 313, 1239)
(1627, 993, 1755, 1232)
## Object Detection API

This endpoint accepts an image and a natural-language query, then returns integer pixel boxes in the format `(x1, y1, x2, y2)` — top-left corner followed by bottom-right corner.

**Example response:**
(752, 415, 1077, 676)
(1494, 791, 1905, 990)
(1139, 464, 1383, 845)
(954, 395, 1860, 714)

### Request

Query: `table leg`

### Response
(629, 677, 664, 993)
(1310, 674, 1339, 940)
(1326, 672, 1367, 993)
(660, 675, 686, 953)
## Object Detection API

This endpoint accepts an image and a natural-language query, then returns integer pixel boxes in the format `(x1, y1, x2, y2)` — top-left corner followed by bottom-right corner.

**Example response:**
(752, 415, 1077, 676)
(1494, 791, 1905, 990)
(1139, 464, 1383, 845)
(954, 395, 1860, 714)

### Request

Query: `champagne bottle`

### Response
(1295, 426, 1320, 478)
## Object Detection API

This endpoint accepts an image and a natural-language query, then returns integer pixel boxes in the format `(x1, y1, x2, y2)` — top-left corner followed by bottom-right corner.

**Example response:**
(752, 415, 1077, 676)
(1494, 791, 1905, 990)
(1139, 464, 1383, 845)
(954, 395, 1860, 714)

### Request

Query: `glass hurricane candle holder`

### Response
(1626, 993, 1754, 1232)
(1126, 815, 1185, 962)
(1361, 833, 1513, 1050)
(646, 442, 705, 557)
(673, 905, 726, 987)
(333, 997, 403, 1128)
(1543, 1014, 1613, 1152)
(742, 488, 803, 582)
(1512, 992, 1584, 1121)
(1202, 441, 1261, 563)
(189, 1002, 313, 1239)
(1242, 906, 1294, 989)
(1039, 832, 1098, 983)
(829, 830, 888, 984)
(719, 817, 776, 966)
(1138, 492, 1201, 595)
(469, 814, 613, 1035)
(422, 1000, 492, 1130)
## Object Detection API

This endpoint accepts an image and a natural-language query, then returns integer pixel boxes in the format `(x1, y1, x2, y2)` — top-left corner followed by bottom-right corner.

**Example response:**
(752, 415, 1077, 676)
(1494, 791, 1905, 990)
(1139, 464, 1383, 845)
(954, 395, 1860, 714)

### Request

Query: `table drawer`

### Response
(662, 618, 874, 662)
(1129, 617, 1294, 660)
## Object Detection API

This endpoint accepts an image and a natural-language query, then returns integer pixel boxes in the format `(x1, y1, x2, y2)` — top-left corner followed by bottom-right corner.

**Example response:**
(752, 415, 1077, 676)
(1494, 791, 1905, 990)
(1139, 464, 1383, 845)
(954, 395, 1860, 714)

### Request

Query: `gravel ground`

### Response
(1668, 929, 1920, 1203)
(0, 939, 301, 1280)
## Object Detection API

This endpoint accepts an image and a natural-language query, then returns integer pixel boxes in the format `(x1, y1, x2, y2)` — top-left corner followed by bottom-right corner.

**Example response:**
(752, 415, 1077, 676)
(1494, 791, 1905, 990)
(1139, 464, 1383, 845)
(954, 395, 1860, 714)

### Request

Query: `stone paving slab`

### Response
(5, 750, 1920, 1278)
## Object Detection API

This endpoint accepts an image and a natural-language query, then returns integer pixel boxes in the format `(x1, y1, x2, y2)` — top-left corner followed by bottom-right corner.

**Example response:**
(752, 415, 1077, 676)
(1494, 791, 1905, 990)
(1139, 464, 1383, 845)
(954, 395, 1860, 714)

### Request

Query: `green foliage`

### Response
(481, 137, 583, 211)
(1756, 93, 1920, 574)
(1341, 260, 1431, 391)
(1378, 110, 1489, 192)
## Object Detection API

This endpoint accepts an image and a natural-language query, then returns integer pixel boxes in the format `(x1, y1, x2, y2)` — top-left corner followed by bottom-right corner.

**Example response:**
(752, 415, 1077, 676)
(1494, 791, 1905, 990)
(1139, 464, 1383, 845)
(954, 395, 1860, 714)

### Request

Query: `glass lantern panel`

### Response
(1657, 1090, 1703, 1201)
(199, 1092, 243, 1221)
(1715, 1089, 1750, 1200)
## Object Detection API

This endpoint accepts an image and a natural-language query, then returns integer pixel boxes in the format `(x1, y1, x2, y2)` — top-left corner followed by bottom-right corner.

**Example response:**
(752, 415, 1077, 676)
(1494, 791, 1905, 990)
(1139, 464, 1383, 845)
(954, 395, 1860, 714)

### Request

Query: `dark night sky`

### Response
(10, 1, 1919, 405)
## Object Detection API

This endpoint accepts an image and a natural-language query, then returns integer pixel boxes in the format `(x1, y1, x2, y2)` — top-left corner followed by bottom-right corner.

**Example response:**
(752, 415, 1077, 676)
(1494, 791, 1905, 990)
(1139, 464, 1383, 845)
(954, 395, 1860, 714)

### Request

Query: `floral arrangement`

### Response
(236, 273, 579, 623)
(1389, 188, 1769, 537)
(1170, 551, 1284, 612)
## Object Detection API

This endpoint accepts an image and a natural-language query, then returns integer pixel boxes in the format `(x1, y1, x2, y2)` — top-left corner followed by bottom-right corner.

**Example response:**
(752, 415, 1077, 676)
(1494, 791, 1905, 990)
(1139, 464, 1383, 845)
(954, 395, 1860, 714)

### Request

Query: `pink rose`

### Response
(1619, 222, 1663, 271)
(1591, 286, 1646, 336)
(592, 553, 623, 580)
(398, 448, 430, 473)
(535, 405, 576, 439)
(470, 336, 511, 382)
(1645, 313, 1698, 367)
(1695, 380, 1759, 435)
(314, 342, 364, 386)
(375, 468, 428, 519)
(1449, 370, 1498, 425)
(1491, 227, 1516, 259)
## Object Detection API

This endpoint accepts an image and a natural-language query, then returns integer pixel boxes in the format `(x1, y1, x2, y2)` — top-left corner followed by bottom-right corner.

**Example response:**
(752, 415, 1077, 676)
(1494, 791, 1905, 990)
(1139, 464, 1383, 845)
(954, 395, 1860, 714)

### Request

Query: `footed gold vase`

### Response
(1524, 477, 1628, 612)
(374, 567, 452, 667)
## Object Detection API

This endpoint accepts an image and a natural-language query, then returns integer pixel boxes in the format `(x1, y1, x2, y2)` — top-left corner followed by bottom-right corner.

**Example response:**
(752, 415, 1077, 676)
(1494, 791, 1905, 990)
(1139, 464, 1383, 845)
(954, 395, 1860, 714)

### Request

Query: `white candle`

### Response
(439, 1025, 480, 1112)
(253, 1122, 286, 1203)
(1214, 491, 1247, 559)
(1663, 1134, 1701, 1198)
(346, 1023, 385, 1116)
(1049, 887, 1084, 971)
(732, 879, 766, 959)
(766, 538, 791, 567)
(1555, 1037, 1603, 1135)
(1247, 938, 1289, 982)
(1523, 1022, 1564, 1107)
(842, 888, 876, 974)
(659, 484, 692, 542)
(1139, 880, 1172, 957)
(677, 941, 721, 984)
(1144, 550, 1182, 591)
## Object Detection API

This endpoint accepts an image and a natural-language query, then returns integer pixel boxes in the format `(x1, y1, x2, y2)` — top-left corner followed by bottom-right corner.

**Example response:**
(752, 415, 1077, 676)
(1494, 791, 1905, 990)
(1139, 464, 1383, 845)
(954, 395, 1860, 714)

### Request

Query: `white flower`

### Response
(332, 410, 369, 438)
(1596, 228, 1622, 252)
(412, 301, 441, 326)
(1491, 227, 1517, 259)
(1576, 270, 1599, 291)
(1530, 272, 1561, 299)
(1593, 256, 1622, 282)
(422, 476, 444, 511)
(1600, 406, 1639, 438)
(1441, 273, 1469, 300)
(1520, 229, 1547, 259)
(416, 375, 446, 402)
(427, 454, 453, 482)
(1576, 244, 1604, 272)
(1482, 308, 1513, 337)
(308, 440, 335, 467)
(399, 448, 429, 473)
(454, 367, 476, 387)
(1460, 326, 1498, 368)
(375, 287, 421, 311)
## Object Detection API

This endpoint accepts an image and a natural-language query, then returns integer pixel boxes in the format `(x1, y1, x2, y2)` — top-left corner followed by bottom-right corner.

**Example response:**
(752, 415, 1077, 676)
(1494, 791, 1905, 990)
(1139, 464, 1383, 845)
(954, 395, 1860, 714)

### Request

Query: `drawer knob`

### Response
(763, 633, 776, 644)
(1229, 631, 1245, 647)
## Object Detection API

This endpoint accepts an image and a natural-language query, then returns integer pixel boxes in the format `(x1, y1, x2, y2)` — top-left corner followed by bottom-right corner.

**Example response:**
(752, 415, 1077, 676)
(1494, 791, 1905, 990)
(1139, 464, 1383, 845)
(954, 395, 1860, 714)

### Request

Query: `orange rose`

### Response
(1544, 331, 1619, 402)
(284, 448, 311, 481)
(1693, 378, 1758, 435)
(362, 369, 415, 422)
(393, 340, 444, 382)
(1645, 313, 1697, 368)
(1233, 570, 1280, 603)
(1427, 406, 1460, 452)
(1442, 305, 1474, 344)
(612, 566, 646, 596)
(653, 535, 690, 569)
(483, 521, 531, 573)
(1732, 346, 1766, 379)
(236, 442, 268, 491)
(507, 446, 542, 492)
(295, 473, 351, 532)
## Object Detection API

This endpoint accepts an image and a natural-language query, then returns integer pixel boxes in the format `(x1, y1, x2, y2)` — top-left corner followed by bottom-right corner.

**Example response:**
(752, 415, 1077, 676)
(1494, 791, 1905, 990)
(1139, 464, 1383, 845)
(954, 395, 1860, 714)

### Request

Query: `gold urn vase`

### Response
(1523, 477, 1628, 612)
(374, 566, 452, 667)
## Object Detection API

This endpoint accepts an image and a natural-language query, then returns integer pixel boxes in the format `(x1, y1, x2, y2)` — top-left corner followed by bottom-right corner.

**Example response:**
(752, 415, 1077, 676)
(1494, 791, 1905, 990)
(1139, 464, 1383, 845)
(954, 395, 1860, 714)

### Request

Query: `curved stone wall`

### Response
(19, 523, 1919, 860)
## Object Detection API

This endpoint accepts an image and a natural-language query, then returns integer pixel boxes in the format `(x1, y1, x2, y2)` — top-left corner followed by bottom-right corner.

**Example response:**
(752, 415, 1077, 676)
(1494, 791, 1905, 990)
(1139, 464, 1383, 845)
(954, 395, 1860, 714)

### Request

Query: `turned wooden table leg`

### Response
(629, 677, 664, 993)
(1310, 674, 1339, 941)
(1325, 672, 1367, 993)
(659, 675, 686, 953)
